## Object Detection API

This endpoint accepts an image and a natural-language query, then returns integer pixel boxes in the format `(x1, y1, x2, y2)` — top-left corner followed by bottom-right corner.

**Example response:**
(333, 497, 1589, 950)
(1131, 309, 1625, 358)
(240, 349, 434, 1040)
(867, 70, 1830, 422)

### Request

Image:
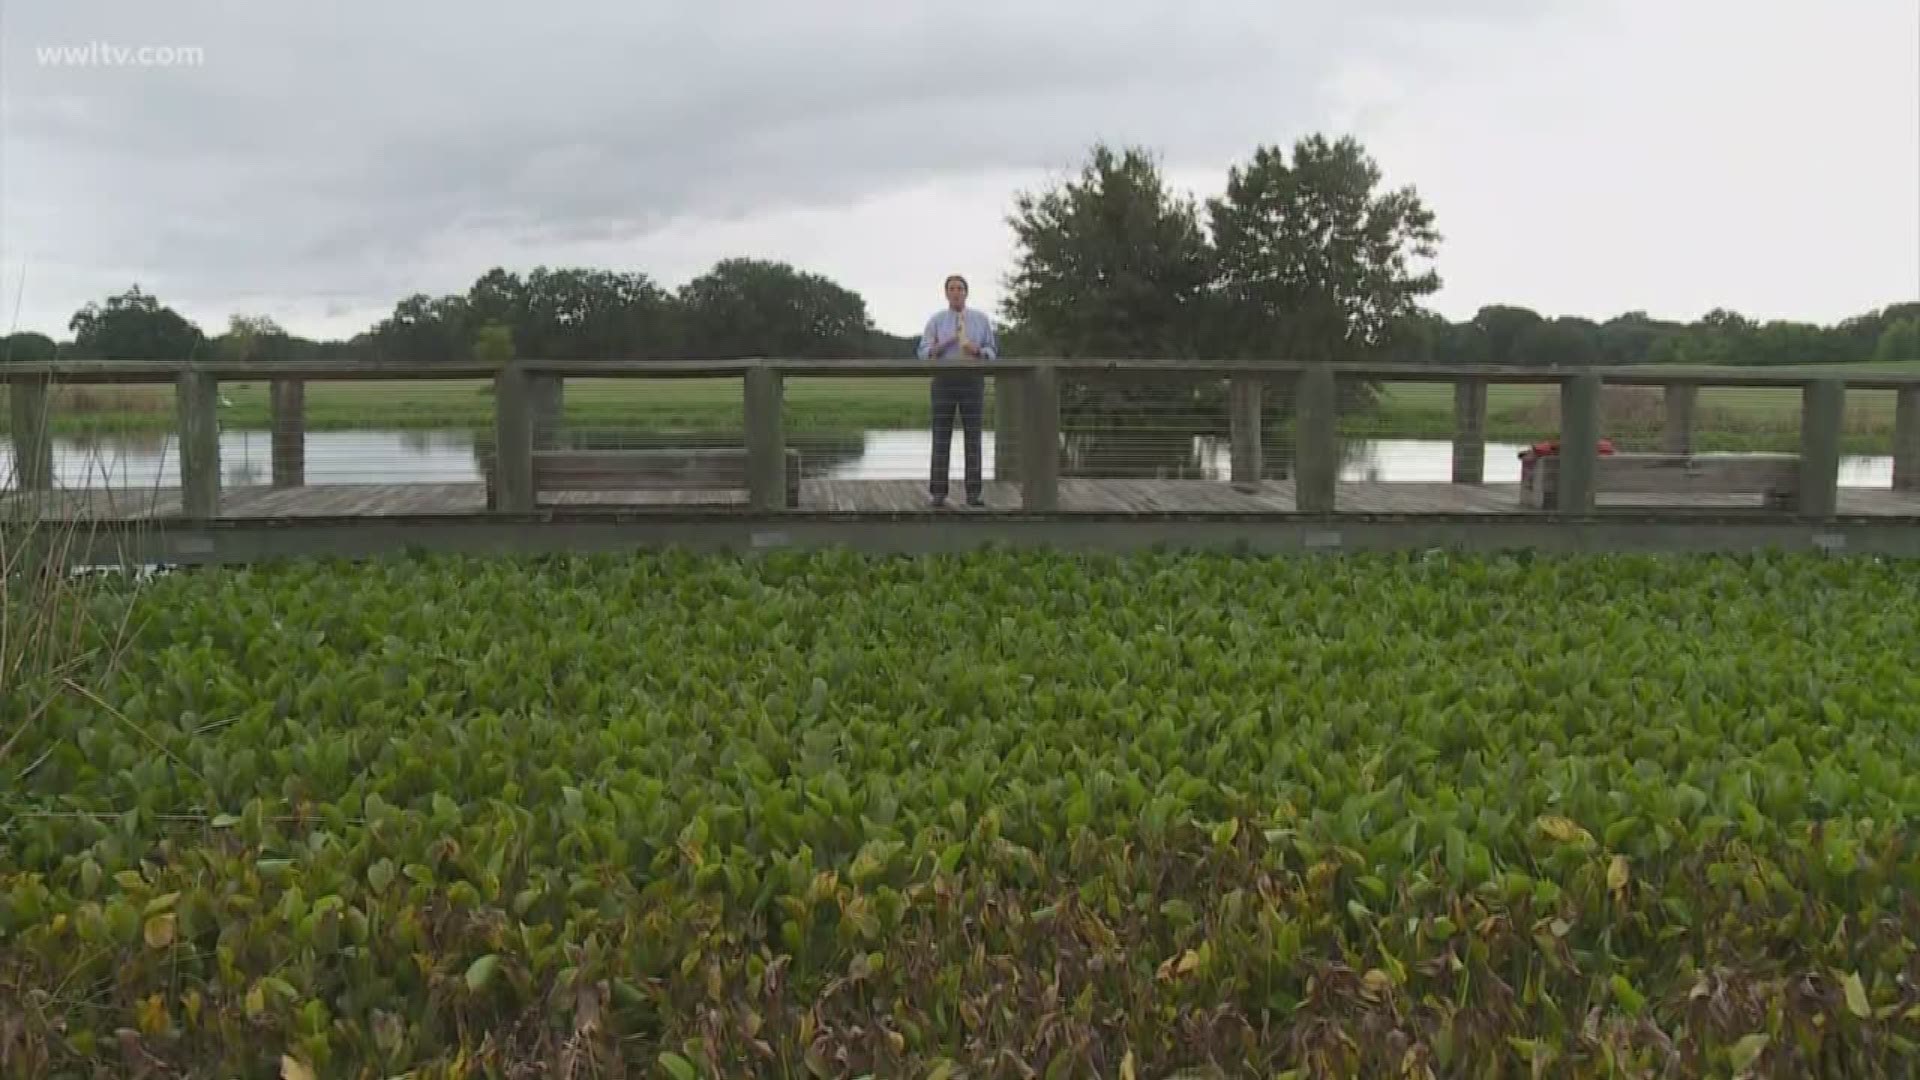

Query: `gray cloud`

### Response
(0, 0, 1598, 334)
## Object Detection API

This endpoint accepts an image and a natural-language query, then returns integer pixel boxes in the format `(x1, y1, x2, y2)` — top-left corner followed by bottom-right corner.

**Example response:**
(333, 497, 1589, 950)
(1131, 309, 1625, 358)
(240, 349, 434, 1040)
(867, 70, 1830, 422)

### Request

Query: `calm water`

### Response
(0, 428, 1901, 489)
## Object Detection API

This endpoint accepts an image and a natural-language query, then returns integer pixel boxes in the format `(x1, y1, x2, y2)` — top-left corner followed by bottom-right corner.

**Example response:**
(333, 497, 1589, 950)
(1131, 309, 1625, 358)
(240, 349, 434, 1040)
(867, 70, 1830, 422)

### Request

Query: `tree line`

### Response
(2, 133, 1915, 369)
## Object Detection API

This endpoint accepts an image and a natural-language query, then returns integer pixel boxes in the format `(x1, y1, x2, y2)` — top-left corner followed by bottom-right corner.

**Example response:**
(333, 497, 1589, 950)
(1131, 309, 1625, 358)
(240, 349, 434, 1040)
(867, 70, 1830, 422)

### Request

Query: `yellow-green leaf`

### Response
(142, 913, 176, 950)
(657, 1052, 697, 1080)
(281, 1055, 317, 1080)
(1607, 855, 1630, 893)
(1537, 816, 1592, 845)
(1729, 1033, 1769, 1071)
(466, 953, 501, 992)
(1843, 971, 1870, 1019)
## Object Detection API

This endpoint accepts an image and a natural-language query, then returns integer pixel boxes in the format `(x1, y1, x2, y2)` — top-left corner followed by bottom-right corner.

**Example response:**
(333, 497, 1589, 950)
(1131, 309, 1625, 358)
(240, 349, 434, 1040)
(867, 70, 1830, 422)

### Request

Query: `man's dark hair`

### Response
(944, 274, 968, 290)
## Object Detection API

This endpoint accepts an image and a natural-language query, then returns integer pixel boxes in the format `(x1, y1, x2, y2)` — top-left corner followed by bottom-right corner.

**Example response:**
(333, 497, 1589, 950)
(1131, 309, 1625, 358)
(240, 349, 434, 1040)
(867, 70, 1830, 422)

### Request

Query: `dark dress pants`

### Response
(929, 373, 985, 501)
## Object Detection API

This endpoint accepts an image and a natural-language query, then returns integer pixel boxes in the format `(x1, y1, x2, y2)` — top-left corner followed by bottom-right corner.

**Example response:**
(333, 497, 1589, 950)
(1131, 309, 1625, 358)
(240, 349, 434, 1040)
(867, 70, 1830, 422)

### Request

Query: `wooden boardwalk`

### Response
(9, 479, 1920, 521)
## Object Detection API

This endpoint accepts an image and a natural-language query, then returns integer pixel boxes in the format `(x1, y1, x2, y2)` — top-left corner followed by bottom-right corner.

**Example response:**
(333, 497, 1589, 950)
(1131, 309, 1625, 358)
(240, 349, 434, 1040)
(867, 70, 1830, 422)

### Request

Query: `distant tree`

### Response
(1206, 135, 1442, 364)
(677, 257, 874, 359)
(1002, 144, 1214, 359)
(472, 322, 516, 364)
(215, 314, 293, 362)
(1744, 320, 1852, 366)
(519, 267, 679, 359)
(1877, 317, 1920, 362)
(367, 294, 473, 363)
(1596, 311, 1685, 366)
(1512, 316, 1602, 366)
(1468, 306, 1544, 367)
(0, 331, 58, 361)
(67, 285, 207, 360)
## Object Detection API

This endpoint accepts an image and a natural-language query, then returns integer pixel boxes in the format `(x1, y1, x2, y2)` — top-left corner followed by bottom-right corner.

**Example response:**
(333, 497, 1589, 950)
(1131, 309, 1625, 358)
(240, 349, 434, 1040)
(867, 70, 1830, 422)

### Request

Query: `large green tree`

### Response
(67, 286, 207, 360)
(466, 267, 680, 359)
(214, 314, 294, 362)
(676, 258, 874, 360)
(1206, 135, 1441, 363)
(366, 294, 474, 363)
(1001, 145, 1214, 359)
(0, 331, 58, 362)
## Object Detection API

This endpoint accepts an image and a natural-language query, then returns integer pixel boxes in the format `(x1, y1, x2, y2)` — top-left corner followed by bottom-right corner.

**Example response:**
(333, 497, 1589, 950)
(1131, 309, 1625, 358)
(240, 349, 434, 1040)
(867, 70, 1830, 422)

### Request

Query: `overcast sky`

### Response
(1, 1, 1915, 343)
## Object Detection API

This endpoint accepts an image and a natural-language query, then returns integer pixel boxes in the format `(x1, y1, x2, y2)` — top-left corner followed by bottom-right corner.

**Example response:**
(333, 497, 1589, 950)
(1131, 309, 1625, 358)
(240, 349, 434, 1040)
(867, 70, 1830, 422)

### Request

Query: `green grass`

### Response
(3, 550, 1917, 1075)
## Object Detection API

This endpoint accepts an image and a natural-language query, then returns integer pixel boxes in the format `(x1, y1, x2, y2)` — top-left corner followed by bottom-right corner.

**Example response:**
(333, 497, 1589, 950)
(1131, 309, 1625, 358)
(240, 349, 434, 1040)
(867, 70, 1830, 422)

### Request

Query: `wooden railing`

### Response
(6, 358, 1920, 518)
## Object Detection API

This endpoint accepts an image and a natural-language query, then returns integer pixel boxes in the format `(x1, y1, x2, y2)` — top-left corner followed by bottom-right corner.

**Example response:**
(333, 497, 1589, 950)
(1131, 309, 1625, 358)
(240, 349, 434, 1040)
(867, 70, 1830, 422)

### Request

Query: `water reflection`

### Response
(1, 427, 1901, 489)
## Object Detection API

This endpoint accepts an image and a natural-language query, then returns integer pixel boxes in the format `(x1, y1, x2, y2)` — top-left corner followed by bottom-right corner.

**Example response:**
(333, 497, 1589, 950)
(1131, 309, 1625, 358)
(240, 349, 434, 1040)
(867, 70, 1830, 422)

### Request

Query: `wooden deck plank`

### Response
(10, 480, 1920, 522)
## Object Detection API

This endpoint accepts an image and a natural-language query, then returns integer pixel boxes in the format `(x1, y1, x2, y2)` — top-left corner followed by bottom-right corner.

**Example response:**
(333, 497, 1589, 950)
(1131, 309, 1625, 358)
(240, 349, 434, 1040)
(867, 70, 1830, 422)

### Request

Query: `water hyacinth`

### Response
(2, 549, 1917, 1077)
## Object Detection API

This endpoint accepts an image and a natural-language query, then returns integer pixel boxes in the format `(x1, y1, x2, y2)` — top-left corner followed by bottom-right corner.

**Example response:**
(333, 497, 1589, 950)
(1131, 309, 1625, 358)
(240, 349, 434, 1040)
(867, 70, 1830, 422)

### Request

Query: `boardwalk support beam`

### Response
(1229, 374, 1263, 490)
(1021, 366, 1059, 511)
(1799, 378, 1844, 520)
(1557, 373, 1602, 513)
(744, 366, 787, 511)
(994, 372, 1023, 480)
(177, 368, 221, 519)
(7, 374, 53, 491)
(1452, 376, 1486, 484)
(270, 379, 305, 488)
(1894, 385, 1920, 492)
(1662, 382, 1697, 455)
(492, 363, 535, 513)
(1294, 364, 1338, 513)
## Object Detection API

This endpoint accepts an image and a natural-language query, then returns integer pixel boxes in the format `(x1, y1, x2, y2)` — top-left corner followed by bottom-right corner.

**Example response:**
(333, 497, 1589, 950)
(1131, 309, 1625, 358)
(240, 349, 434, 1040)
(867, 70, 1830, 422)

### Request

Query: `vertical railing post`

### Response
(1228, 373, 1263, 491)
(1293, 363, 1339, 513)
(176, 368, 221, 518)
(993, 371, 1024, 481)
(269, 378, 305, 488)
(1662, 382, 1697, 455)
(744, 364, 787, 511)
(1557, 372, 1602, 513)
(1451, 375, 1486, 484)
(7, 373, 54, 490)
(492, 361, 534, 512)
(530, 373, 565, 450)
(1892, 385, 1920, 492)
(1799, 378, 1844, 519)
(1020, 364, 1059, 511)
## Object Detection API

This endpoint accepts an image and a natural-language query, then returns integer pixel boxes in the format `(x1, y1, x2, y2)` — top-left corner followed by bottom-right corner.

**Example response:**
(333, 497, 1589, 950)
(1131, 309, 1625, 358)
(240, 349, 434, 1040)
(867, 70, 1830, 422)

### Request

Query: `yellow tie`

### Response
(955, 310, 970, 350)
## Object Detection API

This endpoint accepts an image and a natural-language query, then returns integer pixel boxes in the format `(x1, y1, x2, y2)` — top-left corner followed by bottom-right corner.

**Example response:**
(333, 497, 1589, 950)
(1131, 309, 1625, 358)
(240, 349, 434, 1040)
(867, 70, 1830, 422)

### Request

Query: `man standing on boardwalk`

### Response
(916, 274, 998, 508)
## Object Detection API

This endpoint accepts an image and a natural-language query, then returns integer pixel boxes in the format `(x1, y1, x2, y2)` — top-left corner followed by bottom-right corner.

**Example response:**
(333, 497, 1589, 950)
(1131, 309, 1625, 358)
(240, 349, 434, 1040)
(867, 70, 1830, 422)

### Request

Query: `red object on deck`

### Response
(1519, 439, 1615, 486)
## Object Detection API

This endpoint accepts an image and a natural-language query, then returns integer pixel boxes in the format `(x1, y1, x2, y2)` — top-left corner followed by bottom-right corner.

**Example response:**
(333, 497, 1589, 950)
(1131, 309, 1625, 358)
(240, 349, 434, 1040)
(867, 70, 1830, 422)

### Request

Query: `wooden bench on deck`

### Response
(485, 448, 801, 509)
(1524, 452, 1801, 510)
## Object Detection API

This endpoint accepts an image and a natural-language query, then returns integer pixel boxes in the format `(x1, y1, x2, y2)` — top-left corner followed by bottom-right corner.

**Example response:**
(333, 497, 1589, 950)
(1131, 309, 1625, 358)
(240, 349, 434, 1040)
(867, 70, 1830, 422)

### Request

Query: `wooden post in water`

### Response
(1662, 382, 1697, 455)
(176, 369, 221, 518)
(7, 374, 53, 490)
(1556, 373, 1602, 513)
(1020, 365, 1059, 511)
(1451, 376, 1487, 484)
(269, 379, 305, 488)
(1893, 385, 1920, 492)
(1799, 378, 1844, 519)
(993, 372, 1024, 481)
(744, 365, 786, 511)
(492, 363, 534, 512)
(1228, 374, 1263, 491)
(1292, 364, 1339, 513)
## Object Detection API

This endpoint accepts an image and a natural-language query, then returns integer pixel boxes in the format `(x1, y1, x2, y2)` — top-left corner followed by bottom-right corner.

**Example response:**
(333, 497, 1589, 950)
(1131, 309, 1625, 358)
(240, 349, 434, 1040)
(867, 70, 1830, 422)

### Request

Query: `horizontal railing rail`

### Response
(9, 357, 1920, 388)
(6, 358, 1919, 518)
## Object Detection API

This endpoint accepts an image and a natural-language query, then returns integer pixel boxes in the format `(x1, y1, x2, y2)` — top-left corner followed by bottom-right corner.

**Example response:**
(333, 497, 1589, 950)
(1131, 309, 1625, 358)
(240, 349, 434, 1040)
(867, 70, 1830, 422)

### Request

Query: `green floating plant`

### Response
(2, 549, 1917, 1077)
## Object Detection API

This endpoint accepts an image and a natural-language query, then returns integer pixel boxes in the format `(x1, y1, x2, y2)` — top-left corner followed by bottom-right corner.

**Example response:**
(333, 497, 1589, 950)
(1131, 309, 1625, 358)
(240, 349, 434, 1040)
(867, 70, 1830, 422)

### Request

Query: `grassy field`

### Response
(4, 549, 1918, 1076)
(3, 362, 1915, 454)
